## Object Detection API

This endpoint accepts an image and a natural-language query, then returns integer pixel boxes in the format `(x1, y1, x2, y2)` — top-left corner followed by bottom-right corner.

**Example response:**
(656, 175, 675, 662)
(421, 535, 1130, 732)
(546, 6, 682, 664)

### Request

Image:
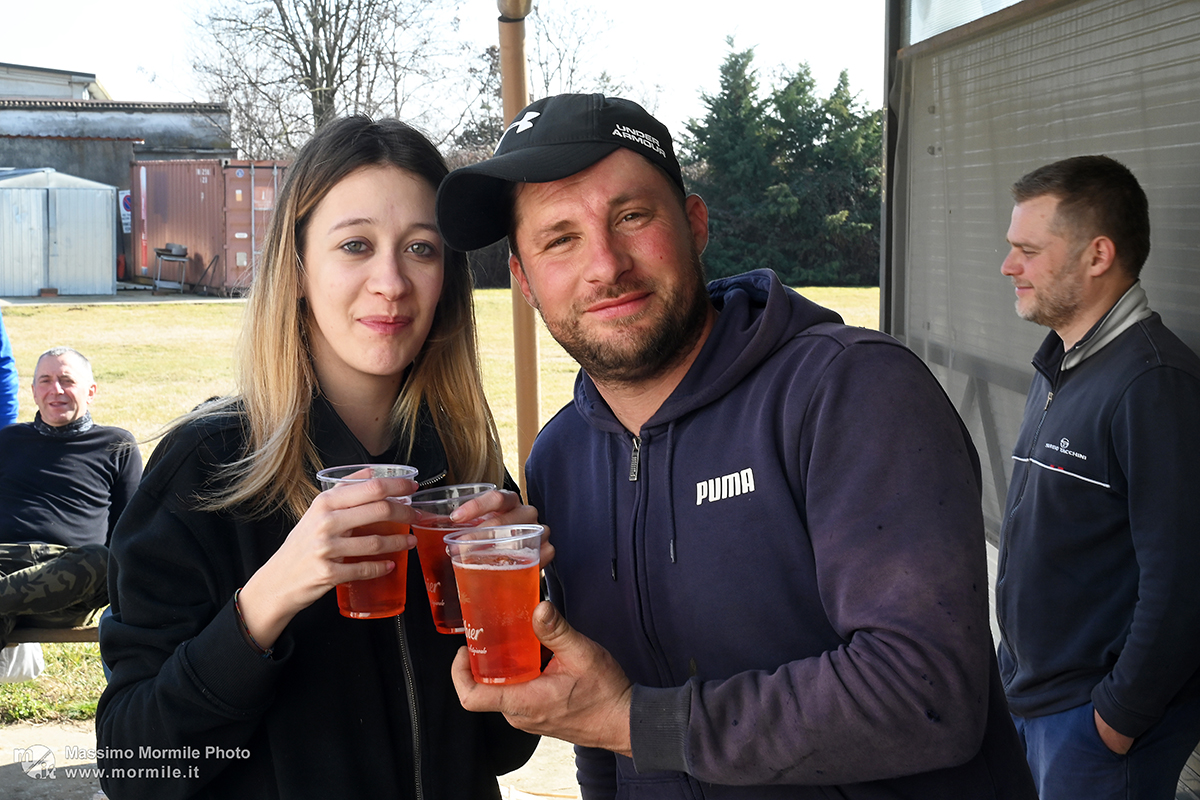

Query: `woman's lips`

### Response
(359, 315, 412, 335)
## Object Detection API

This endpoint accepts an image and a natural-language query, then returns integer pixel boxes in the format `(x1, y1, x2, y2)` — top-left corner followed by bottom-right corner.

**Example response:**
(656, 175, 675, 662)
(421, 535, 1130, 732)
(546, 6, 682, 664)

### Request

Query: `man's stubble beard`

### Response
(1017, 250, 1087, 333)
(534, 249, 711, 387)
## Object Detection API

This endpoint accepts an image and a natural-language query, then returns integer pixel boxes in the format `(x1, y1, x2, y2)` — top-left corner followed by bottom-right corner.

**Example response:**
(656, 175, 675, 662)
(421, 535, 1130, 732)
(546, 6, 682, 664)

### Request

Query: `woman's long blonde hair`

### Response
(195, 116, 505, 522)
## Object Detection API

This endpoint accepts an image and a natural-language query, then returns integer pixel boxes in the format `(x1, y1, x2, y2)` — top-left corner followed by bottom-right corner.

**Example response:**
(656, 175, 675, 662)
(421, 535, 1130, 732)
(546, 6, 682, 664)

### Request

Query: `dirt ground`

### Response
(0, 719, 580, 799)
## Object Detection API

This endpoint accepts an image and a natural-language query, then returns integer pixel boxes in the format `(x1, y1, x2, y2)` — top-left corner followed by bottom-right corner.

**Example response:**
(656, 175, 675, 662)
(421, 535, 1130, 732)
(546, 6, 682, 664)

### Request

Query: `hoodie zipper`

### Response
(394, 615, 424, 800)
(628, 435, 641, 481)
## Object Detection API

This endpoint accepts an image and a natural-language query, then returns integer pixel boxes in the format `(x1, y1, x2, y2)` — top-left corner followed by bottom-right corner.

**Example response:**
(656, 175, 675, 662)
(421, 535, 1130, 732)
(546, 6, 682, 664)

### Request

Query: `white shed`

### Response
(0, 168, 117, 296)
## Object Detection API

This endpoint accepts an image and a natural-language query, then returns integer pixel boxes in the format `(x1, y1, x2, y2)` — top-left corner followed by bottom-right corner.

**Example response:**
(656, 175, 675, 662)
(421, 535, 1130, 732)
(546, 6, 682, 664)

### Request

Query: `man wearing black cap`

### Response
(439, 93, 1036, 799)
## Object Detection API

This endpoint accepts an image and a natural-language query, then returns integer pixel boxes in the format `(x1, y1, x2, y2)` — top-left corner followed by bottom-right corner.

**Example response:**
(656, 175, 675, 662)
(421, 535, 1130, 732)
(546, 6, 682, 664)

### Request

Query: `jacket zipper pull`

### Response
(1043, 390, 1054, 410)
(628, 435, 641, 481)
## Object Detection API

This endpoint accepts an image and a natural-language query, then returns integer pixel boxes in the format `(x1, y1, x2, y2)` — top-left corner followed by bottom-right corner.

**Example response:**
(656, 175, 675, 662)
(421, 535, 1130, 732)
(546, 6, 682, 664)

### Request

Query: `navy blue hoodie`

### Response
(529, 270, 1034, 799)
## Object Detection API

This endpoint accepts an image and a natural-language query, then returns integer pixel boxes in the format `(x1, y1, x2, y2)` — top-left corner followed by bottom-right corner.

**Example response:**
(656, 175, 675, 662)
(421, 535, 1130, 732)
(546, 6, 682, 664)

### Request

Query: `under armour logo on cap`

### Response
(507, 111, 540, 135)
(496, 111, 542, 151)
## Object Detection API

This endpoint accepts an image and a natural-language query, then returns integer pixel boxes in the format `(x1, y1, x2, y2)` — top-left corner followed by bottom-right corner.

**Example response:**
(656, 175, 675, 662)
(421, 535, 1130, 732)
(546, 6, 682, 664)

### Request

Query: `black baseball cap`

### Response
(436, 93, 684, 252)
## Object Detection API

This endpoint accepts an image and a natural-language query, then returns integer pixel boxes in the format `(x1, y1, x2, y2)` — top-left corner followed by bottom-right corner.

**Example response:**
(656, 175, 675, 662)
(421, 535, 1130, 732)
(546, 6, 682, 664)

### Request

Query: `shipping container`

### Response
(130, 159, 287, 294)
(0, 168, 117, 297)
(223, 161, 285, 290)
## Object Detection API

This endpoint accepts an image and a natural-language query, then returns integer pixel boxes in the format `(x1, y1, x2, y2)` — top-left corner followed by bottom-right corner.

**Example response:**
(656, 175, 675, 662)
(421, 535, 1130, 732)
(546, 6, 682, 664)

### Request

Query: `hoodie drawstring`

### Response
(607, 435, 618, 582)
(666, 421, 678, 564)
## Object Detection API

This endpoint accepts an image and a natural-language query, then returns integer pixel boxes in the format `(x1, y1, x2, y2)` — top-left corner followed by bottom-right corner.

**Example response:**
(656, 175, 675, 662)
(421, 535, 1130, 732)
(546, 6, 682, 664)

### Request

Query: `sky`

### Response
(3, 0, 885, 138)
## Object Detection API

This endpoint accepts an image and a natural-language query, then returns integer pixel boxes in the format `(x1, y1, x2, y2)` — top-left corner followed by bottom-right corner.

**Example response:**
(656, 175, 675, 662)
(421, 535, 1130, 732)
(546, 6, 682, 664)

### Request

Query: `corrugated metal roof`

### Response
(0, 102, 232, 148)
(0, 168, 115, 190)
(0, 99, 226, 112)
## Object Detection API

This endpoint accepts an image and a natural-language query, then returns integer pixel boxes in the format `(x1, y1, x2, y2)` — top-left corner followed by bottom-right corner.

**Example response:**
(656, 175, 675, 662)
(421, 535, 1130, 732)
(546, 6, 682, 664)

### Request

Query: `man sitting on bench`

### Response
(0, 347, 142, 646)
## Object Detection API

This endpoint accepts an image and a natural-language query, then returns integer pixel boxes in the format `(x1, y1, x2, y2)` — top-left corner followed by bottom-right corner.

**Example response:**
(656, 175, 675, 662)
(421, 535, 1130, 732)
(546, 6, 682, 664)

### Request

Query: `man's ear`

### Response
(1083, 235, 1118, 278)
(685, 194, 710, 255)
(509, 253, 538, 309)
(85, 381, 98, 406)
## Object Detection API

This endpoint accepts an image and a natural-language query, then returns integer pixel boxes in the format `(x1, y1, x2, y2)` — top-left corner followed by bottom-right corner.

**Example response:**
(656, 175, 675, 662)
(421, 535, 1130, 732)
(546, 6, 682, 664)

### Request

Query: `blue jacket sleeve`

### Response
(1092, 365, 1200, 737)
(0, 309, 18, 428)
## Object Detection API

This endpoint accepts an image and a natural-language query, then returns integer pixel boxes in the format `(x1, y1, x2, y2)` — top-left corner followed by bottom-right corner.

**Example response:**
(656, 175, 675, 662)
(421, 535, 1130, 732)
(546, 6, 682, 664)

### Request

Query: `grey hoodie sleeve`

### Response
(629, 341, 994, 785)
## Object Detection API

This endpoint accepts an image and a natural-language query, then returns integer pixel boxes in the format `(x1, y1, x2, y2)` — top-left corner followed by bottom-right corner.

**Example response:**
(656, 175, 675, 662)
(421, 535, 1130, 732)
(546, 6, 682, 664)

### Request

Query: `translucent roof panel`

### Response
(905, 0, 1023, 45)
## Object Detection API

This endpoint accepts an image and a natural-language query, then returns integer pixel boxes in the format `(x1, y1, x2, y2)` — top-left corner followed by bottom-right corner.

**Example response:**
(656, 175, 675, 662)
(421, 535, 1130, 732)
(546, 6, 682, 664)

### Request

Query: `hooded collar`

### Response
(32, 411, 94, 437)
(571, 269, 845, 578)
(574, 269, 843, 434)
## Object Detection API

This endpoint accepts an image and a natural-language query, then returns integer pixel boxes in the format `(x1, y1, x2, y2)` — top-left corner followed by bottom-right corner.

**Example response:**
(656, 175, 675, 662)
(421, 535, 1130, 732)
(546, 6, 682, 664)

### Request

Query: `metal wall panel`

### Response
(47, 187, 116, 295)
(131, 159, 288, 293)
(0, 188, 44, 297)
(887, 4, 1200, 788)
(223, 161, 287, 292)
(131, 160, 224, 286)
(888, 0, 1200, 540)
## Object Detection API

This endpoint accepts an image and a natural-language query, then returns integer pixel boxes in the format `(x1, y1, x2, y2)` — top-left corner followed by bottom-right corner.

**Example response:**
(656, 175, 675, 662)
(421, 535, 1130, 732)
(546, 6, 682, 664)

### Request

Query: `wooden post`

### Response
(497, 1, 540, 497)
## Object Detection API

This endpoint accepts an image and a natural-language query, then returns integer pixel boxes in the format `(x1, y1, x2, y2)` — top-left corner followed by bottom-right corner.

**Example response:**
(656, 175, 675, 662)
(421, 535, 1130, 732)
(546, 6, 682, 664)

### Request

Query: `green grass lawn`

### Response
(0, 284, 878, 722)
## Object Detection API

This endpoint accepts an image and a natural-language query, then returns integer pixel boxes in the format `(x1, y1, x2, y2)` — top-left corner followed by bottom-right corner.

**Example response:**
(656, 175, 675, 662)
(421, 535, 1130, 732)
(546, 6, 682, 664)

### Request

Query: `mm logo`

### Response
(17, 744, 55, 779)
(696, 468, 755, 505)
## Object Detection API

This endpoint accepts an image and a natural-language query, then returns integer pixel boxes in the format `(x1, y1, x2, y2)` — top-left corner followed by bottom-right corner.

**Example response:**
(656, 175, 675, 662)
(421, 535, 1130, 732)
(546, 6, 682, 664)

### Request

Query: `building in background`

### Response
(0, 168, 117, 297)
(0, 62, 236, 292)
(0, 61, 112, 100)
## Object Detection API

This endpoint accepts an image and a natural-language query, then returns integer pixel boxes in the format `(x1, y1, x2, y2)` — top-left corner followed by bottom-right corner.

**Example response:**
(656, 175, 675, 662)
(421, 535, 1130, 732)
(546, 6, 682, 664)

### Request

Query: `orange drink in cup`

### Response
(315, 464, 418, 619)
(444, 525, 543, 684)
(409, 483, 496, 634)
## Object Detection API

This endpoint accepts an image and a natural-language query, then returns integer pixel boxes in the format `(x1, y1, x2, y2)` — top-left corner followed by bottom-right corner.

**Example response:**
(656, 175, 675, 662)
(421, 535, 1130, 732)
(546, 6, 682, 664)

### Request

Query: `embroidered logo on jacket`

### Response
(1043, 437, 1088, 461)
(696, 468, 755, 505)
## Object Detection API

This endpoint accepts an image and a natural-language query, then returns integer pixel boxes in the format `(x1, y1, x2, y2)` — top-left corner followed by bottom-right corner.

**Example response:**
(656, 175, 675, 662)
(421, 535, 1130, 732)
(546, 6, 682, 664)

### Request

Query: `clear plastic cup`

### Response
(315, 464, 418, 619)
(409, 483, 497, 634)
(444, 524, 544, 684)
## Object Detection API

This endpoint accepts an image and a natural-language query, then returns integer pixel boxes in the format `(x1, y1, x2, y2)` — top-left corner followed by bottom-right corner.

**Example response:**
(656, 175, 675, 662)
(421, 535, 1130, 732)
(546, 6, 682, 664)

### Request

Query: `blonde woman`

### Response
(96, 117, 540, 799)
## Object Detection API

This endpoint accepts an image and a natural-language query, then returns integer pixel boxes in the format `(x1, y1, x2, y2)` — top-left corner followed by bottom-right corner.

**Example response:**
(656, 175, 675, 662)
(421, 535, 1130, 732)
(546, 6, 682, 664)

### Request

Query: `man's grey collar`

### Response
(1062, 282, 1153, 371)
(32, 411, 95, 437)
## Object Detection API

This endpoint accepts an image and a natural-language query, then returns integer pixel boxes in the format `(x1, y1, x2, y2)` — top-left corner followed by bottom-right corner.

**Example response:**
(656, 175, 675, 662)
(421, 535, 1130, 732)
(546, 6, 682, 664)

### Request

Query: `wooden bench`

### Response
(6, 626, 99, 644)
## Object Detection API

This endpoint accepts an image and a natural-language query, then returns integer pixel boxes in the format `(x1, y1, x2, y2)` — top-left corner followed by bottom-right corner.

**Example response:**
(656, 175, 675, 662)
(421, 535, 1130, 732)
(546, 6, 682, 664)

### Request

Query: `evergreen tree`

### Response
(683, 46, 882, 286)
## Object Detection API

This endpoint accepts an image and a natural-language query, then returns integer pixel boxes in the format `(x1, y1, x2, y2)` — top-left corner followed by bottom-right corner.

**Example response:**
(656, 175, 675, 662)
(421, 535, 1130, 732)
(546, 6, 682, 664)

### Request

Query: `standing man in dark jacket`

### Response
(996, 155, 1200, 800)
(436, 93, 1035, 799)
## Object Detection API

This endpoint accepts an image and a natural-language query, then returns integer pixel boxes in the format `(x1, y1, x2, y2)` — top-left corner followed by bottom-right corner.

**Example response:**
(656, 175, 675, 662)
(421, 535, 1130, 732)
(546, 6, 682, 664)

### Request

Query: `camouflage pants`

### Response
(0, 543, 108, 648)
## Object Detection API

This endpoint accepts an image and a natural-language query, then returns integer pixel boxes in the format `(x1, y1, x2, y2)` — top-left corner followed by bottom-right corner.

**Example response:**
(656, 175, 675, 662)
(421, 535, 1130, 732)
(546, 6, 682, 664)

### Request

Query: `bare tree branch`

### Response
(193, 0, 460, 157)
